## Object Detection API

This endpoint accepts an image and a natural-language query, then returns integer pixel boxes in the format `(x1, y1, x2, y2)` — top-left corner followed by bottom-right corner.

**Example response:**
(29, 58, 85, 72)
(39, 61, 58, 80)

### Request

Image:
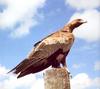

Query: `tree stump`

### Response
(44, 68, 71, 89)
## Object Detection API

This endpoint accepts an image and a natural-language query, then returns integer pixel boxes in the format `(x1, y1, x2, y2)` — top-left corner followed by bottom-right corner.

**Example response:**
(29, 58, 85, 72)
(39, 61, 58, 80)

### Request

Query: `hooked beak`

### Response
(81, 20, 87, 23)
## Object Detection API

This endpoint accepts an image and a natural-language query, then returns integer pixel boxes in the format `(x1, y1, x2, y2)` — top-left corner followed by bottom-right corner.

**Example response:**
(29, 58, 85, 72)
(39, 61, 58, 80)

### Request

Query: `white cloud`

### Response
(93, 77, 100, 88)
(70, 9, 100, 42)
(0, 65, 9, 76)
(72, 63, 85, 69)
(71, 73, 92, 89)
(72, 64, 80, 69)
(65, 0, 100, 10)
(10, 19, 38, 38)
(0, 65, 44, 89)
(94, 61, 100, 71)
(0, 0, 46, 38)
(71, 73, 100, 89)
(30, 78, 44, 89)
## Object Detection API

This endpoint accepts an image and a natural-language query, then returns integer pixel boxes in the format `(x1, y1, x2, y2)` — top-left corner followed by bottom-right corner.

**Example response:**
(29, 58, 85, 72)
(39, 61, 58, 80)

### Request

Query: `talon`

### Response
(66, 68, 70, 73)
(70, 74, 72, 78)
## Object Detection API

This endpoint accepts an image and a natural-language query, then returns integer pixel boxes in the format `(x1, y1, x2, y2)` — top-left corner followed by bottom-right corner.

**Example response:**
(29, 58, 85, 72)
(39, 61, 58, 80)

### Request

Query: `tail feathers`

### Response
(17, 66, 33, 78)
(17, 59, 50, 78)
(8, 58, 29, 74)
(8, 58, 51, 78)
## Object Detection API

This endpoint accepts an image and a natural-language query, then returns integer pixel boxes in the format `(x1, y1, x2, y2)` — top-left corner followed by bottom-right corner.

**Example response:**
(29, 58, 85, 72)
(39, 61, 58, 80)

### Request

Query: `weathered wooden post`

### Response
(44, 68, 71, 89)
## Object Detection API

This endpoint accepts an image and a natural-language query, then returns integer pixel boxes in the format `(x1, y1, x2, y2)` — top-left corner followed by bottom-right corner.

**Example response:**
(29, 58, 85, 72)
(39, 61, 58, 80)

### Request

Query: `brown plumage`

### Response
(8, 19, 87, 78)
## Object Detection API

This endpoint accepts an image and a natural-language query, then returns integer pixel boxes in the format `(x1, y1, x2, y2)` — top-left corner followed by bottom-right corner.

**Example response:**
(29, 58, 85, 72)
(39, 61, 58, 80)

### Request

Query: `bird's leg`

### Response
(61, 58, 72, 78)
(61, 58, 67, 67)
(61, 58, 70, 74)
(56, 62, 61, 68)
(51, 59, 61, 68)
(52, 62, 61, 68)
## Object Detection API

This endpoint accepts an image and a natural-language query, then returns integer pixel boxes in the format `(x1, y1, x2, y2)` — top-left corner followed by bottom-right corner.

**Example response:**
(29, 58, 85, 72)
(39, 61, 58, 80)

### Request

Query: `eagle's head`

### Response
(70, 19, 87, 28)
(63, 19, 87, 32)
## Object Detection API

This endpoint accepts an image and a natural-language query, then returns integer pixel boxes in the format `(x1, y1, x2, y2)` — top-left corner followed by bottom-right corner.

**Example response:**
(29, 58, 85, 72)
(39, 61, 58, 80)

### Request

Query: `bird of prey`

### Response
(9, 19, 87, 78)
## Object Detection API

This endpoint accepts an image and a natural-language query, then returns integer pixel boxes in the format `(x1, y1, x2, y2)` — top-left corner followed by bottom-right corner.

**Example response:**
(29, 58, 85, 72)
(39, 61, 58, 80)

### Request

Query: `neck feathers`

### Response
(61, 24, 74, 33)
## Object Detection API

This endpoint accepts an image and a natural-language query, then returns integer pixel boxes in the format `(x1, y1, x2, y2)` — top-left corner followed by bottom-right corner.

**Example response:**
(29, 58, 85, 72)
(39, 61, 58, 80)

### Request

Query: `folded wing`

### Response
(9, 36, 63, 78)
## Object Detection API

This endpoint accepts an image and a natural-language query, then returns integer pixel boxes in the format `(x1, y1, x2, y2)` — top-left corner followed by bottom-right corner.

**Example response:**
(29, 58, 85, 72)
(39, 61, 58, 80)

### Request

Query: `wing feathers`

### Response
(17, 58, 49, 78)
(8, 57, 43, 75)
(8, 58, 30, 74)
(17, 49, 62, 78)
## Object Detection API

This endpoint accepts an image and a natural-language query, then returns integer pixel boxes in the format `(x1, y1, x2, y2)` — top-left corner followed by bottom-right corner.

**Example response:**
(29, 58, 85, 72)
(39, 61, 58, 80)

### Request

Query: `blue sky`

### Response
(0, 0, 100, 89)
